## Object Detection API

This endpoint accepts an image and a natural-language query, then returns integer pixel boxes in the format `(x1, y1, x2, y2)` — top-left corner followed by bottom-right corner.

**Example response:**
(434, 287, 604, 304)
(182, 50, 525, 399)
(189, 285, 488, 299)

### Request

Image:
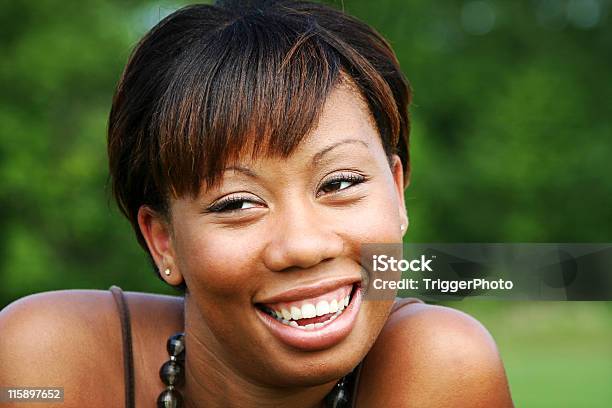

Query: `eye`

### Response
(206, 195, 263, 213)
(318, 172, 366, 196)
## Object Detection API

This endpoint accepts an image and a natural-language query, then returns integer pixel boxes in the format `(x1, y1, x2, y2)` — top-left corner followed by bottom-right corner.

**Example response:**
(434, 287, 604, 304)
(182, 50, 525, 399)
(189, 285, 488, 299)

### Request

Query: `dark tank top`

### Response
(108, 285, 422, 408)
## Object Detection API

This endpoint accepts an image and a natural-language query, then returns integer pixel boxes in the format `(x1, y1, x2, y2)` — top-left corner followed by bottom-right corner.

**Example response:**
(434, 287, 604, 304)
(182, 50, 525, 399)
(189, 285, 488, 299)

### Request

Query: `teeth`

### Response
(316, 300, 330, 316)
(281, 308, 292, 320)
(290, 306, 302, 320)
(301, 303, 317, 319)
(273, 305, 347, 330)
(329, 299, 338, 313)
(266, 291, 353, 325)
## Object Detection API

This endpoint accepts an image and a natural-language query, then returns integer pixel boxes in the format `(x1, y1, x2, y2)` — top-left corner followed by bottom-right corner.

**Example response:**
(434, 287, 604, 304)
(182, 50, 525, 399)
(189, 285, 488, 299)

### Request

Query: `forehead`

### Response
(304, 84, 378, 145)
(235, 84, 380, 167)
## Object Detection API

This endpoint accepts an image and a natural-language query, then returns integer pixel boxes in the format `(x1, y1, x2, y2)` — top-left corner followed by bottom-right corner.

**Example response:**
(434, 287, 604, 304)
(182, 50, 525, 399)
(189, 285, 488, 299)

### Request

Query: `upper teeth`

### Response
(271, 295, 350, 321)
(301, 303, 316, 319)
(290, 306, 302, 320)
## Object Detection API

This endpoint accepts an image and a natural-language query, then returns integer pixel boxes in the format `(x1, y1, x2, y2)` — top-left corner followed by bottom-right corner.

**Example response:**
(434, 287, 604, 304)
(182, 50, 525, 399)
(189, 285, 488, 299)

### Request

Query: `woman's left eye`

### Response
(318, 173, 366, 196)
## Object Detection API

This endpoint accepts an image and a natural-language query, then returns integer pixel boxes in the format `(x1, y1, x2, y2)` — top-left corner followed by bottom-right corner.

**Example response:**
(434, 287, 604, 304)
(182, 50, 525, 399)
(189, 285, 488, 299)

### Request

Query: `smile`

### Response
(260, 285, 353, 330)
(255, 280, 362, 351)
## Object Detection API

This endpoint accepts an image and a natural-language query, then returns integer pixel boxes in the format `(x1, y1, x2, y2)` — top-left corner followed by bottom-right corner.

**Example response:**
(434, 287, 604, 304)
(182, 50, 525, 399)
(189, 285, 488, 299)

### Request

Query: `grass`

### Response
(444, 301, 612, 407)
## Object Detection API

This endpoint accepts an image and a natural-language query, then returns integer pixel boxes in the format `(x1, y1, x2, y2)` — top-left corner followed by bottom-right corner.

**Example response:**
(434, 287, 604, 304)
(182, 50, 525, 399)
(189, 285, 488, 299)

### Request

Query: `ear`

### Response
(390, 155, 409, 236)
(137, 205, 184, 286)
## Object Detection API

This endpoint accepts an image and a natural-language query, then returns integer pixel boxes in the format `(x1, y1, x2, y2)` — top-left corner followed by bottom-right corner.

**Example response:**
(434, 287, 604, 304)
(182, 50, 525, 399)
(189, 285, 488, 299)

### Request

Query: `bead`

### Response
(155, 330, 352, 406)
(167, 333, 185, 358)
(159, 360, 184, 386)
(157, 388, 183, 408)
(324, 385, 350, 408)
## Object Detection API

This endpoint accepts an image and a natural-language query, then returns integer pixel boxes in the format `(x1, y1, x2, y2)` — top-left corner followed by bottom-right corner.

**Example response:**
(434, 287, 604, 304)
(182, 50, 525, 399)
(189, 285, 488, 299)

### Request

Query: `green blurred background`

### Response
(1, 0, 611, 406)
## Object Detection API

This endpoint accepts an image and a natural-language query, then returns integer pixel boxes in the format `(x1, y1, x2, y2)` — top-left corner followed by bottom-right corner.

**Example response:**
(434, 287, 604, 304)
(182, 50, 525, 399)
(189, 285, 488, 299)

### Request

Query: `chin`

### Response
(253, 295, 393, 387)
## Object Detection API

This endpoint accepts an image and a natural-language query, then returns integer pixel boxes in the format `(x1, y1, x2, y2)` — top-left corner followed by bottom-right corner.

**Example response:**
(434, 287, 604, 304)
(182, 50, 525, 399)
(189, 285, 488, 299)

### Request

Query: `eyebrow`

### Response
(311, 139, 369, 166)
(224, 165, 259, 178)
(224, 139, 369, 178)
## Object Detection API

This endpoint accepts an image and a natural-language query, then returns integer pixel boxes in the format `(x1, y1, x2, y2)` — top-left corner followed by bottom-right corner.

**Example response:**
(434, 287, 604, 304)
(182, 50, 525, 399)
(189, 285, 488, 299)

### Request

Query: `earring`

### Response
(163, 268, 171, 276)
(400, 224, 406, 232)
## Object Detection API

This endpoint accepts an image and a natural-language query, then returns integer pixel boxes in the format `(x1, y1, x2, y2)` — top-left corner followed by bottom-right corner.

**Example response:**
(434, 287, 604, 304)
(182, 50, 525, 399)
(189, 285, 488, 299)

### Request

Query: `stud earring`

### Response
(400, 224, 406, 232)
(163, 268, 171, 276)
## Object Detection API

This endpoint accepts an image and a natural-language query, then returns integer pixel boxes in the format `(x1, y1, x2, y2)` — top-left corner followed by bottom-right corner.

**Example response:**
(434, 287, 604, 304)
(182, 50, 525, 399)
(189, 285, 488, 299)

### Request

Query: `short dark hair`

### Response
(107, 0, 412, 282)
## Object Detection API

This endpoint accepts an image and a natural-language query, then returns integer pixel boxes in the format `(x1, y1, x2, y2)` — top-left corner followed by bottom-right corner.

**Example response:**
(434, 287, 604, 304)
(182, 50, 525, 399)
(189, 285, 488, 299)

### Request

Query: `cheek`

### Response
(348, 182, 402, 326)
(174, 225, 262, 297)
(345, 184, 403, 244)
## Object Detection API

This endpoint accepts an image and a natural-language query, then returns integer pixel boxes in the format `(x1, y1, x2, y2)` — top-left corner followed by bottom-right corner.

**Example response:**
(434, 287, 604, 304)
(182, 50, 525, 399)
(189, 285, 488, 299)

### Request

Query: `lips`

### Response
(259, 284, 353, 329)
(255, 282, 362, 351)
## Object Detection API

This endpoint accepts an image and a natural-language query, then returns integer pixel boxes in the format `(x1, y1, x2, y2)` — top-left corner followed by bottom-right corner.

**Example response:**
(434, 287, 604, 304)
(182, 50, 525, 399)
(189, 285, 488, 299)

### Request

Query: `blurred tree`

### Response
(1, 0, 611, 307)
(341, 0, 612, 242)
(0, 0, 188, 304)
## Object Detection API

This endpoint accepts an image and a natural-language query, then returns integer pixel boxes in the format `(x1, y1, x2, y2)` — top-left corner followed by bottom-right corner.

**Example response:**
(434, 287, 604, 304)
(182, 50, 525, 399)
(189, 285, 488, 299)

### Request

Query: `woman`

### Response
(0, 1, 513, 407)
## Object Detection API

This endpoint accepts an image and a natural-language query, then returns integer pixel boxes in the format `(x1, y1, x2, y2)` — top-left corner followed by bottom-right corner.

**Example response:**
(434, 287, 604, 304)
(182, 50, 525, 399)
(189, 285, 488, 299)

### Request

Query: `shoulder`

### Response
(0, 289, 183, 407)
(0, 290, 123, 407)
(355, 300, 514, 407)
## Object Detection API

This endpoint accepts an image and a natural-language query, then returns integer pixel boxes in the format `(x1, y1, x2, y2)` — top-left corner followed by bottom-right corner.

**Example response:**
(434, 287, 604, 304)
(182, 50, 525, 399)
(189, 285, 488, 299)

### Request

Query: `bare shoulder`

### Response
(355, 301, 514, 408)
(0, 289, 183, 408)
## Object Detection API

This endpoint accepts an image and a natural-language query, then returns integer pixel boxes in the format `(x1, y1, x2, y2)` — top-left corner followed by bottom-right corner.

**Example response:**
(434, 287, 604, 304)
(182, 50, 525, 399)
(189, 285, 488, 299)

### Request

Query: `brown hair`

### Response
(108, 0, 412, 283)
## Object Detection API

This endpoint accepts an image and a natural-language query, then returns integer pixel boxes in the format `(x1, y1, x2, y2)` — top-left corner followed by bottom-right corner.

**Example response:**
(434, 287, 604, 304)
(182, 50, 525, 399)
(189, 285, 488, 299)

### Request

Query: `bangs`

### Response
(153, 13, 343, 198)
(149, 4, 401, 200)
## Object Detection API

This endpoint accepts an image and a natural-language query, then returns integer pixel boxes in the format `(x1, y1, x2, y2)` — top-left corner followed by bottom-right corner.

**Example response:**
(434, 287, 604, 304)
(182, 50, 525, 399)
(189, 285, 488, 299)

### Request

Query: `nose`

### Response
(262, 201, 344, 272)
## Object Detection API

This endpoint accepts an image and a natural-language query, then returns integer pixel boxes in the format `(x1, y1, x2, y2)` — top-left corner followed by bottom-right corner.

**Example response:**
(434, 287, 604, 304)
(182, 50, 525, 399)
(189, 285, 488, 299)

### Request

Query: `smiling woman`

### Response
(0, 1, 513, 407)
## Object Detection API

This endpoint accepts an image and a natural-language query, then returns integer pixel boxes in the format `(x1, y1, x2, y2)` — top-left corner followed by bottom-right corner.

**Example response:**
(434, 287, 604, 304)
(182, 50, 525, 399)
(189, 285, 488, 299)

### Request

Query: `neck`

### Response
(181, 295, 339, 408)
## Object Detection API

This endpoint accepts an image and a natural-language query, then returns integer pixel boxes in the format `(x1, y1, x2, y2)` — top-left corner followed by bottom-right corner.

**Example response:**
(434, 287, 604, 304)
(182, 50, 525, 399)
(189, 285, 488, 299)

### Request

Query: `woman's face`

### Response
(157, 84, 408, 386)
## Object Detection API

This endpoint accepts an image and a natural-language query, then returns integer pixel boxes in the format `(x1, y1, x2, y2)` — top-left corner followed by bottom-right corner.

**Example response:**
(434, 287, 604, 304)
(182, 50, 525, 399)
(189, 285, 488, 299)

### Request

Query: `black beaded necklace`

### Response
(156, 333, 353, 408)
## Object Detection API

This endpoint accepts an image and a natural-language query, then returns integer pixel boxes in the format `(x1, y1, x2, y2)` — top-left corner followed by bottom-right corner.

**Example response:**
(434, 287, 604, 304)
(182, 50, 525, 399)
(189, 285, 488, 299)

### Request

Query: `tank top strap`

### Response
(350, 360, 363, 408)
(109, 285, 135, 408)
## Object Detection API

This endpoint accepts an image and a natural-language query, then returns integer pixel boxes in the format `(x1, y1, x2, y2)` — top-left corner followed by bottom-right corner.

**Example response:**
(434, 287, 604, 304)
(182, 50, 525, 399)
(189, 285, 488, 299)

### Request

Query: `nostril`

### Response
(261, 228, 344, 272)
